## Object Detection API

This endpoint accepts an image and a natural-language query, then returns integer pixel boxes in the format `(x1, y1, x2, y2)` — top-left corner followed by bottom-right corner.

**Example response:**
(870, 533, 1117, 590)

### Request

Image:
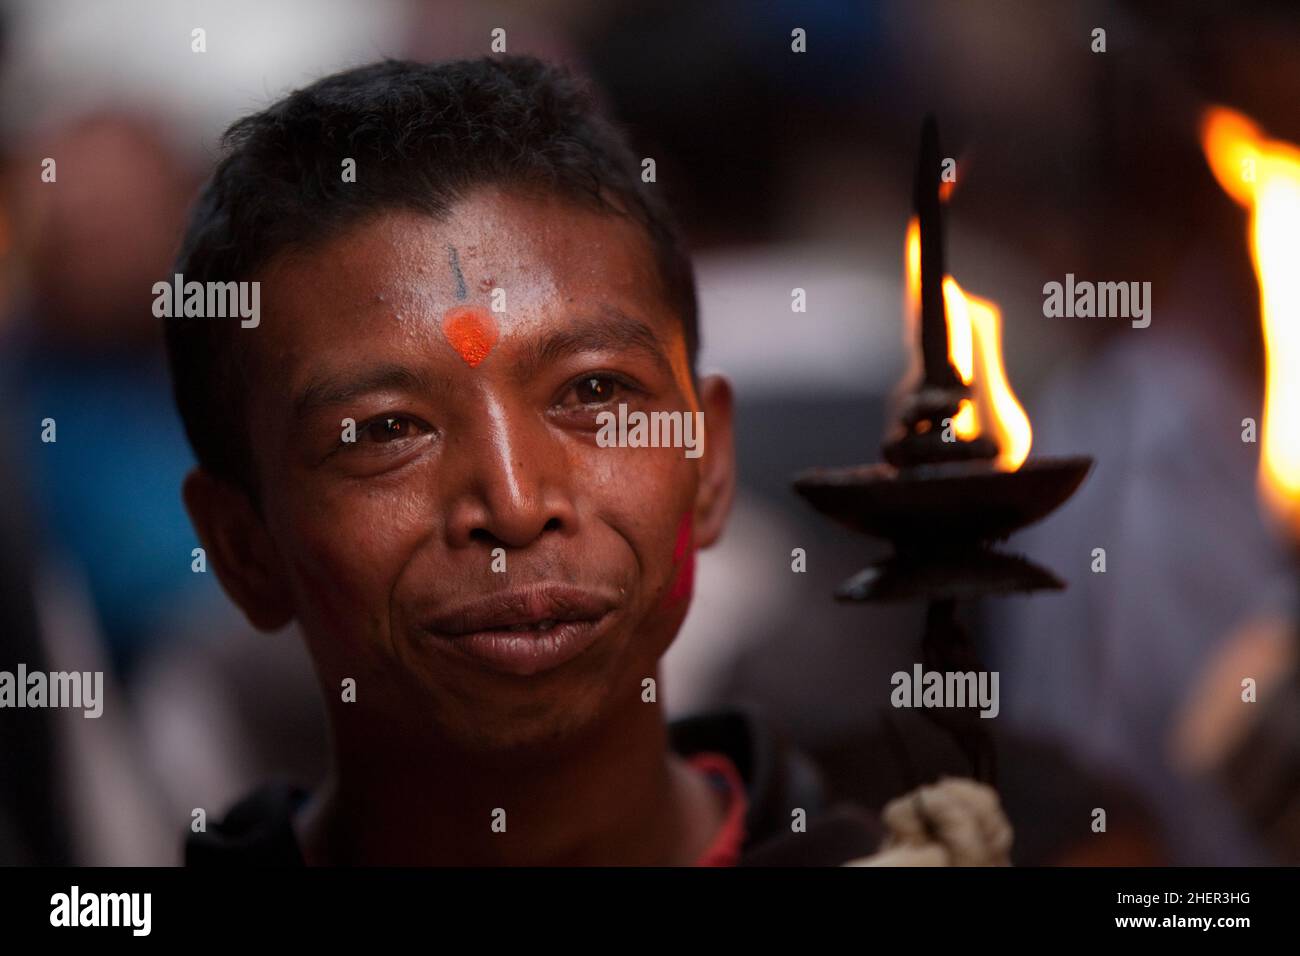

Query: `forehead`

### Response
(250, 184, 676, 361)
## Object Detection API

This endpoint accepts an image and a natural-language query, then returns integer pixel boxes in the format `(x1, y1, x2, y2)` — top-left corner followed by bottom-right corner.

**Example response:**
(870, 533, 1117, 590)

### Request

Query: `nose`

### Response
(443, 394, 578, 550)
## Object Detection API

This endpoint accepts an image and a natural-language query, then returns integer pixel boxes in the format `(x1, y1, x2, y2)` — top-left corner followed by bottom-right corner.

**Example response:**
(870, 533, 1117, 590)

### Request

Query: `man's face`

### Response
(228, 185, 730, 755)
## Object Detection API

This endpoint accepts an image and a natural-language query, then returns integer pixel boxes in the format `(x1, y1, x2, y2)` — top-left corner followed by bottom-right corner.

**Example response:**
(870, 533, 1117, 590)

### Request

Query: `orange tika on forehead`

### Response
(442, 305, 498, 368)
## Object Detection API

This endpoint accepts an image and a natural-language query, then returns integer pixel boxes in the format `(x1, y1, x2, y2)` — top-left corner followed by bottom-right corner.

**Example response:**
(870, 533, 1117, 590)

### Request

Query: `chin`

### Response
(433, 684, 612, 758)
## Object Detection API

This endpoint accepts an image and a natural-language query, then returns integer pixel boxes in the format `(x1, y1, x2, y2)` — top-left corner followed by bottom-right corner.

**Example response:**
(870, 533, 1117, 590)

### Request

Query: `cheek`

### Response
(664, 511, 695, 607)
(275, 485, 432, 637)
(588, 450, 696, 614)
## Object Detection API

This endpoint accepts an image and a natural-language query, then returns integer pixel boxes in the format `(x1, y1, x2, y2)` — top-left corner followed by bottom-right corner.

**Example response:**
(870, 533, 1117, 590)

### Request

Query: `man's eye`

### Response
(357, 415, 425, 444)
(570, 375, 626, 405)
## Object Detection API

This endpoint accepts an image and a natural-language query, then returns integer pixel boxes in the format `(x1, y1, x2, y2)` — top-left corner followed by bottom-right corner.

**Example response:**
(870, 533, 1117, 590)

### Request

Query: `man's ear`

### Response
(183, 468, 295, 631)
(691, 373, 736, 550)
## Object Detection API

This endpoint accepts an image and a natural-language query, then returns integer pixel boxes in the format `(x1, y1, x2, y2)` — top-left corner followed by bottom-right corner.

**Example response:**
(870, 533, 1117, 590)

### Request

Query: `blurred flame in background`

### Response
(1203, 106, 1300, 536)
(905, 216, 1033, 470)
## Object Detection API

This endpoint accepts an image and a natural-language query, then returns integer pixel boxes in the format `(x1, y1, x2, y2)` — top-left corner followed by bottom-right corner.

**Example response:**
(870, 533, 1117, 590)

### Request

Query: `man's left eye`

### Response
(567, 374, 631, 405)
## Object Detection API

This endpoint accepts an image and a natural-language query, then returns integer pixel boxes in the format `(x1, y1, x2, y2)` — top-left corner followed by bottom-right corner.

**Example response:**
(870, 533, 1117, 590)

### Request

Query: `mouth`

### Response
(422, 584, 618, 677)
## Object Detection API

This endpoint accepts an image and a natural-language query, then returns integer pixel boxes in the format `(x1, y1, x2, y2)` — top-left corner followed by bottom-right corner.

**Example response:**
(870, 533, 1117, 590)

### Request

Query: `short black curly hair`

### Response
(165, 55, 698, 497)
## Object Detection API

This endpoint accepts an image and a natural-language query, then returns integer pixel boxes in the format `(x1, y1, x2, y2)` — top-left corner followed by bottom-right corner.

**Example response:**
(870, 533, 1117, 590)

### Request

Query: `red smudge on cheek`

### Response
(441, 306, 498, 368)
(665, 511, 695, 607)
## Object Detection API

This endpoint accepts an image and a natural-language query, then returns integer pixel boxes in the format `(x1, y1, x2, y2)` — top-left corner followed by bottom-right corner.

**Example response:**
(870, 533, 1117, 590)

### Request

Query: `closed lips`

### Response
(424, 586, 615, 638)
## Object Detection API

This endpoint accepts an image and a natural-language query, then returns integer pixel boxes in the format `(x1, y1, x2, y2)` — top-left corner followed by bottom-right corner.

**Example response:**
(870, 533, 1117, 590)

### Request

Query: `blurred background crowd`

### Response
(0, 0, 1296, 865)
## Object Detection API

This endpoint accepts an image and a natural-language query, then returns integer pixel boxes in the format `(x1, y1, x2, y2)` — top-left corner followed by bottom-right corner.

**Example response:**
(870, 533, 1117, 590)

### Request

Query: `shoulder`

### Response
(189, 707, 883, 867)
(668, 705, 883, 866)
(185, 780, 309, 867)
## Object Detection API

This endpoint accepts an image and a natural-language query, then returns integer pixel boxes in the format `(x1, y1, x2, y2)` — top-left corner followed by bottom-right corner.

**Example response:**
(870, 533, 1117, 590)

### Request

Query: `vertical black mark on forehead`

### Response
(447, 244, 468, 301)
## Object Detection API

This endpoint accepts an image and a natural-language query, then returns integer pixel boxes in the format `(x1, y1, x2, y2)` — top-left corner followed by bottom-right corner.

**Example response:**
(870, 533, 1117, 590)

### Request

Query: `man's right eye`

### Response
(351, 415, 430, 445)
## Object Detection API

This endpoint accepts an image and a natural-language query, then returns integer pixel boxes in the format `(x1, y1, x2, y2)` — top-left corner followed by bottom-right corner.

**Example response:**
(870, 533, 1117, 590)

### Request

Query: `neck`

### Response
(298, 694, 723, 866)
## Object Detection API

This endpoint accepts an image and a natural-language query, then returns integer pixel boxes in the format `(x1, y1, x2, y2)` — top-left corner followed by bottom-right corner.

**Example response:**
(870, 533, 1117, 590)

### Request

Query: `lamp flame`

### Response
(1202, 106, 1300, 535)
(905, 216, 1032, 470)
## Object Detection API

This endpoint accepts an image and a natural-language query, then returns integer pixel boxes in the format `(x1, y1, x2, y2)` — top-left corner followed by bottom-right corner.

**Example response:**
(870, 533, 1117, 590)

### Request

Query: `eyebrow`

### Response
(291, 306, 673, 419)
(514, 307, 673, 383)
(292, 364, 442, 420)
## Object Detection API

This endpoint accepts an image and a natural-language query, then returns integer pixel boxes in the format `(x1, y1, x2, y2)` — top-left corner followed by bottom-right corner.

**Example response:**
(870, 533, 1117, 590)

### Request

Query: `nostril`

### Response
(465, 517, 562, 548)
